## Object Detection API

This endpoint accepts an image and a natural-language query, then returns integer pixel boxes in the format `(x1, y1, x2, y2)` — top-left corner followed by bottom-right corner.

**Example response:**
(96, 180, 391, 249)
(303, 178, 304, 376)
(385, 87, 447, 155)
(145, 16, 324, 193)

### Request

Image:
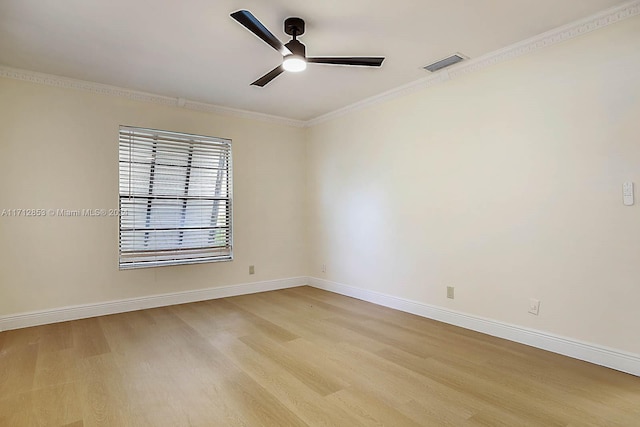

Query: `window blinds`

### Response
(119, 126, 232, 269)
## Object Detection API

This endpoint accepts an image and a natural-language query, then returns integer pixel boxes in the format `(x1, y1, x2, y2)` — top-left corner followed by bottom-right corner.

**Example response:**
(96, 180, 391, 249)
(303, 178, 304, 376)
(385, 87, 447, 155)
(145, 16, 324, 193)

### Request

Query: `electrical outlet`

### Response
(528, 298, 540, 315)
(447, 286, 455, 299)
(249, 265, 255, 275)
(321, 264, 326, 273)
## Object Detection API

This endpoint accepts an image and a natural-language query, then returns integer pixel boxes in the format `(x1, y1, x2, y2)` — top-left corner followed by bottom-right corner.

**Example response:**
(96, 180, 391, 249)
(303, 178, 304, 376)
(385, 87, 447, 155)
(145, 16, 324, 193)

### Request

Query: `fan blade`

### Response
(231, 10, 291, 56)
(307, 57, 385, 67)
(251, 65, 285, 87)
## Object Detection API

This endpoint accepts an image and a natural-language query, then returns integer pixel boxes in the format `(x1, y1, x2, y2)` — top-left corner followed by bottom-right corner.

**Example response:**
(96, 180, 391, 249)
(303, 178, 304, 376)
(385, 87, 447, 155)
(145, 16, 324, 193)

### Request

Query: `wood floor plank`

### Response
(75, 354, 133, 426)
(211, 331, 366, 427)
(305, 338, 489, 416)
(34, 347, 78, 389)
(0, 392, 36, 426)
(0, 326, 40, 350)
(239, 334, 350, 397)
(325, 316, 434, 358)
(428, 351, 640, 426)
(72, 318, 111, 359)
(28, 382, 83, 426)
(1, 286, 639, 426)
(280, 287, 383, 321)
(397, 398, 474, 426)
(227, 293, 388, 353)
(36, 321, 75, 354)
(409, 356, 573, 425)
(327, 386, 422, 427)
(0, 337, 38, 396)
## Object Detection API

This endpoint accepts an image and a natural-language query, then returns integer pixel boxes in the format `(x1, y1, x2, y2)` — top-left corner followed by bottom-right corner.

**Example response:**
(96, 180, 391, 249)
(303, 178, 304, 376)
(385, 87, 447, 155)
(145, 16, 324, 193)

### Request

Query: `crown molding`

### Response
(0, 66, 306, 128)
(305, 0, 640, 127)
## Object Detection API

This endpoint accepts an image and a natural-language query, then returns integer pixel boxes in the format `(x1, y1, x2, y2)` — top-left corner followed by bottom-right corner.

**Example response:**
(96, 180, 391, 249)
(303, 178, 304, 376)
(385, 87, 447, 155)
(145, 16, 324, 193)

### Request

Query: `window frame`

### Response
(118, 126, 233, 270)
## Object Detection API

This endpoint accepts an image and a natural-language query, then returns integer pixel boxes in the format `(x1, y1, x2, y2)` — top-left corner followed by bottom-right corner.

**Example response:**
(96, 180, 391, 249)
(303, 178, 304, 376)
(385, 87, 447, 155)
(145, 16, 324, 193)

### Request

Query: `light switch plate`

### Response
(623, 182, 634, 206)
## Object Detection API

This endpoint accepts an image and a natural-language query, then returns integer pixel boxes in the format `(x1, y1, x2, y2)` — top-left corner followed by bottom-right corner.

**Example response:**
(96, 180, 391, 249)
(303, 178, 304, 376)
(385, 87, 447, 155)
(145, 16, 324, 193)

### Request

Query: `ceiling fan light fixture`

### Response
(230, 10, 384, 86)
(283, 54, 307, 72)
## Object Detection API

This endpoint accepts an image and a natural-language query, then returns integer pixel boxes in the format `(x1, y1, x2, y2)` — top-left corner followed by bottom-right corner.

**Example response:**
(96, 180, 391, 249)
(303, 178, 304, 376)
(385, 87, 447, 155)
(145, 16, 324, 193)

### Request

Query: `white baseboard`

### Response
(0, 276, 307, 332)
(308, 277, 640, 377)
(3, 275, 638, 377)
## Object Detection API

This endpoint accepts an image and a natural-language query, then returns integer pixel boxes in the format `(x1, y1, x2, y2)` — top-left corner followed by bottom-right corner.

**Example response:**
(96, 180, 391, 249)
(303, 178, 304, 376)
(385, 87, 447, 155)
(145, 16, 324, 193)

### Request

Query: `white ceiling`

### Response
(0, 0, 629, 121)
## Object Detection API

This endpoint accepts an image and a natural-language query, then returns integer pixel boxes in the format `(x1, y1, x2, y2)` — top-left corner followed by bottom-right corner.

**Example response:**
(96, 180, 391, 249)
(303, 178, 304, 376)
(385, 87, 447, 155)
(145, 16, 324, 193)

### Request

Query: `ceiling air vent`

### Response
(423, 53, 466, 72)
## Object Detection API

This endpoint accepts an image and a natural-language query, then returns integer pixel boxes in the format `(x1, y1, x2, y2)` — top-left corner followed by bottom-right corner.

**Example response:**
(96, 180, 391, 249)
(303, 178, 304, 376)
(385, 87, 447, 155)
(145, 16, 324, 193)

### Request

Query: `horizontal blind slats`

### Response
(119, 126, 232, 269)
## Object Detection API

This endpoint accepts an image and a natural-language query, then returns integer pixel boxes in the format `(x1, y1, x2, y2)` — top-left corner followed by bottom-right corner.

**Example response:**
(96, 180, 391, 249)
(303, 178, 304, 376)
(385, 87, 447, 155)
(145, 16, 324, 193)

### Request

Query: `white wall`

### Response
(0, 78, 307, 315)
(307, 16, 640, 355)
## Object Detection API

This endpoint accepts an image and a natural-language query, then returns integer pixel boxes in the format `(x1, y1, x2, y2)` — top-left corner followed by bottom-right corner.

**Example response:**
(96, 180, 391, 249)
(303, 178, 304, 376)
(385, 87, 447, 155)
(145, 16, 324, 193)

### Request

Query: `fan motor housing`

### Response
(284, 17, 305, 37)
(284, 39, 306, 57)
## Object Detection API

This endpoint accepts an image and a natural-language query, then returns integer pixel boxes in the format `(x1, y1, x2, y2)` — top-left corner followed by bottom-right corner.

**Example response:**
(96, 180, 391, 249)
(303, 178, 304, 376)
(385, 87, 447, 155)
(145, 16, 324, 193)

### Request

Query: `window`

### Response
(118, 126, 232, 269)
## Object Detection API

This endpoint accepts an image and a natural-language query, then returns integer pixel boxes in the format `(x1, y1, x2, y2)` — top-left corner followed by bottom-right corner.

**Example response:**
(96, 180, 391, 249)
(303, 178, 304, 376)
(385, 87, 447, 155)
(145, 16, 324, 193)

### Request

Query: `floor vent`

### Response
(423, 53, 466, 72)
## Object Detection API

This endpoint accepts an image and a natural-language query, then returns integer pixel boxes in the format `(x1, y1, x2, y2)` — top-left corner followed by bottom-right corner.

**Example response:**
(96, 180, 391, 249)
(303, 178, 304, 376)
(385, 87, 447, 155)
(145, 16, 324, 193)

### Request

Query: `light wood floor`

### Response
(1, 286, 639, 426)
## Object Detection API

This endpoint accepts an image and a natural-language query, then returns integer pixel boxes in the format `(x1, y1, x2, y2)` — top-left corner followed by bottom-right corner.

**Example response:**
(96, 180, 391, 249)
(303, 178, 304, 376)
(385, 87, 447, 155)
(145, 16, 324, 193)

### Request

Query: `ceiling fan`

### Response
(230, 10, 385, 87)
